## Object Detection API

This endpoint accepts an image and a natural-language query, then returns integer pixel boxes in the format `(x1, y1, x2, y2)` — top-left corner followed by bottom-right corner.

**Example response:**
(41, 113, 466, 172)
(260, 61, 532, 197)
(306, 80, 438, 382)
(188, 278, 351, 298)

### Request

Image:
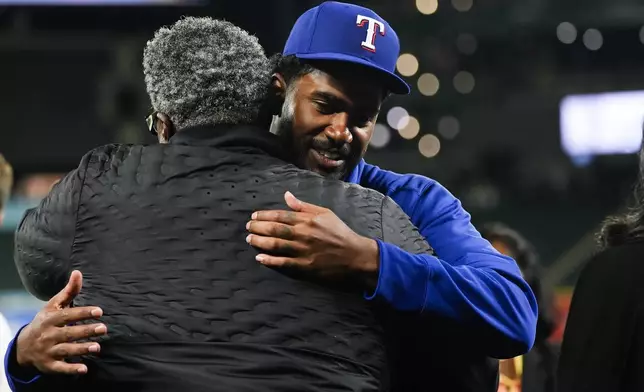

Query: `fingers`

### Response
(55, 323, 107, 343)
(284, 192, 327, 214)
(48, 361, 89, 375)
(50, 342, 101, 359)
(246, 221, 296, 240)
(49, 270, 83, 309)
(255, 254, 300, 268)
(246, 234, 302, 256)
(47, 306, 103, 327)
(284, 191, 303, 211)
(251, 210, 308, 225)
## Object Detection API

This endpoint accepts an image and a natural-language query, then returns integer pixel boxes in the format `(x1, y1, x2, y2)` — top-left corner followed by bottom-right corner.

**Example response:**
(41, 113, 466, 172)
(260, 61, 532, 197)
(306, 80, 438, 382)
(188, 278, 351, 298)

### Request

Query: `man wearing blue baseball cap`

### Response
(245, 1, 539, 390)
(5, 3, 537, 391)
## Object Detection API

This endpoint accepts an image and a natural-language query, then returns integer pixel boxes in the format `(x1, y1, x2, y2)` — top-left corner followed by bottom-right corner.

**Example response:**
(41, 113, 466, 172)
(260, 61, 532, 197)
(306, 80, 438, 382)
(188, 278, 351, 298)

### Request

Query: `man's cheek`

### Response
(356, 139, 369, 160)
(354, 130, 371, 156)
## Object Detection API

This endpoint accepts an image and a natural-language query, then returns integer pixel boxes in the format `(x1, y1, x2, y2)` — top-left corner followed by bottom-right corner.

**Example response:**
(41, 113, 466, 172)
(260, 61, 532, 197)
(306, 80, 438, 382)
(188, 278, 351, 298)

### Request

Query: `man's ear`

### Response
(156, 112, 176, 144)
(270, 73, 287, 115)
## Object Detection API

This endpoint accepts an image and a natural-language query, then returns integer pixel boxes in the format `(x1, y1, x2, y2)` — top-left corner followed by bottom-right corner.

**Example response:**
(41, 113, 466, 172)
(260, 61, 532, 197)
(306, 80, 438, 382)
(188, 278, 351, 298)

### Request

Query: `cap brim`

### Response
(294, 52, 411, 95)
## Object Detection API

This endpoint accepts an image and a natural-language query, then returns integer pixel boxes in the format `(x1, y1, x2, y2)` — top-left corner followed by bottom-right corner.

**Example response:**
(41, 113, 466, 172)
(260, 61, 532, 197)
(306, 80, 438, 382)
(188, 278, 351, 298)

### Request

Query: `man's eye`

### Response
(314, 102, 333, 115)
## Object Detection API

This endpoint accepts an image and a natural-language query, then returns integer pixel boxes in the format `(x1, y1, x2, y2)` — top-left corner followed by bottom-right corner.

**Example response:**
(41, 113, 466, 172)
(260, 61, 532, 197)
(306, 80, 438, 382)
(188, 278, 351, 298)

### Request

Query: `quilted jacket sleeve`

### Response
(14, 159, 89, 301)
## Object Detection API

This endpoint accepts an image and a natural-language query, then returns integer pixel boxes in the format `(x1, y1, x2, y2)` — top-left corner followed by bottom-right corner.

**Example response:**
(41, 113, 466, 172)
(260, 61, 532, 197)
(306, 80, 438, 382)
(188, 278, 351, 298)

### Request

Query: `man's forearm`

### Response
(367, 240, 538, 358)
(354, 163, 538, 357)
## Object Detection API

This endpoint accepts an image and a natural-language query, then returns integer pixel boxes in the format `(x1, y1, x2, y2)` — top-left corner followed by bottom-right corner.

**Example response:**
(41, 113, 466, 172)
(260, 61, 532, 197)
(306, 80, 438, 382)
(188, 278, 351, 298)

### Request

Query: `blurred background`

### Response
(2, 0, 644, 344)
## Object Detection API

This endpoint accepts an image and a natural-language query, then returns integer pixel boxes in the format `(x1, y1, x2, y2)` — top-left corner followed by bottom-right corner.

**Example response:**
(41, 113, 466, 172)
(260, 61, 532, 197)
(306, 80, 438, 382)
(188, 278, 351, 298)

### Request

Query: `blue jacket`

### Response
(4, 160, 537, 391)
(348, 160, 537, 356)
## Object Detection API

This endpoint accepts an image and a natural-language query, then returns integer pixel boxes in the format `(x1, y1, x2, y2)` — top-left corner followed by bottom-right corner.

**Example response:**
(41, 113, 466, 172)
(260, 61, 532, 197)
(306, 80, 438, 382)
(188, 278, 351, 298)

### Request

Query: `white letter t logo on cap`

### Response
(356, 15, 385, 53)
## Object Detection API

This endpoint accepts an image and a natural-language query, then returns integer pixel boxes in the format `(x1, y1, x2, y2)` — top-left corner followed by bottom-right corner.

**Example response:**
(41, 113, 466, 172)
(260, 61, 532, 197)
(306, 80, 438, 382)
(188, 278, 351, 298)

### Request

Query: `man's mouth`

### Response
(310, 149, 346, 170)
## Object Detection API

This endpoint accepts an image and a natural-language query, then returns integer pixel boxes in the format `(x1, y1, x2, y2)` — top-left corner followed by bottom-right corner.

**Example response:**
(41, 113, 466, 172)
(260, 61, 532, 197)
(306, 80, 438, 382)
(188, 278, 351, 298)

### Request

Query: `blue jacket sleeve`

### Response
(356, 162, 538, 357)
(4, 326, 42, 392)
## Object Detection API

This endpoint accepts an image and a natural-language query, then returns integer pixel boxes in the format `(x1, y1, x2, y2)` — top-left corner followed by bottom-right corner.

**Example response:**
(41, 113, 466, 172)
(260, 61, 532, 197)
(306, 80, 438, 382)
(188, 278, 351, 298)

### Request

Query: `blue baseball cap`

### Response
(283, 1, 410, 95)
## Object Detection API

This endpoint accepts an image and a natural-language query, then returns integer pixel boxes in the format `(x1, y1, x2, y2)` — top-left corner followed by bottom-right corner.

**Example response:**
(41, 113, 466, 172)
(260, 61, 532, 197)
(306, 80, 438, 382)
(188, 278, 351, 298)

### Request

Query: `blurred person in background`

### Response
(481, 223, 557, 392)
(5, 17, 435, 392)
(0, 154, 14, 392)
(557, 141, 644, 391)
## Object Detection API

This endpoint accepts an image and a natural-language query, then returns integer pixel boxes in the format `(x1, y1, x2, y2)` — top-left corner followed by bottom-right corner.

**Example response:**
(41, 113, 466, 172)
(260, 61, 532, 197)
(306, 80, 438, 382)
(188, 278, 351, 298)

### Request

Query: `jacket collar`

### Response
(169, 124, 289, 162)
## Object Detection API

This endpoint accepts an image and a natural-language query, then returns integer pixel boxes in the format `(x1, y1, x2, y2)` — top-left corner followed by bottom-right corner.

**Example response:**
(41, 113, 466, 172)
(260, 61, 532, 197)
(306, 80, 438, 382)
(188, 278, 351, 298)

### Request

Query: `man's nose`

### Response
(324, 113, 353, 144)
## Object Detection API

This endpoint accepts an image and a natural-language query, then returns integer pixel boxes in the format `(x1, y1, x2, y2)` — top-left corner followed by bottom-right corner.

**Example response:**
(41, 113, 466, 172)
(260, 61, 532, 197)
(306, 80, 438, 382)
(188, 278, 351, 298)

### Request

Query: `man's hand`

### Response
(16, 270, 107, 375)
(246, 191, 379, 287)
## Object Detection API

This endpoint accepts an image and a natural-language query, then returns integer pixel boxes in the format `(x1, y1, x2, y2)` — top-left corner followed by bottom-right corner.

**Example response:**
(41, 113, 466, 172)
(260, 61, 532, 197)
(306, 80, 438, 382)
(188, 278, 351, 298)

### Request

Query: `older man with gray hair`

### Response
(6, 17, 432, 392)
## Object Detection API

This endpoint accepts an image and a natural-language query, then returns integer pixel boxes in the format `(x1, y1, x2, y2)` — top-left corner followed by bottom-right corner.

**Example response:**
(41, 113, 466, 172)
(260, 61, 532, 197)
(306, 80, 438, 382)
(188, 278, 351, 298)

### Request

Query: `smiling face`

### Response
(273, 62, 385, 180)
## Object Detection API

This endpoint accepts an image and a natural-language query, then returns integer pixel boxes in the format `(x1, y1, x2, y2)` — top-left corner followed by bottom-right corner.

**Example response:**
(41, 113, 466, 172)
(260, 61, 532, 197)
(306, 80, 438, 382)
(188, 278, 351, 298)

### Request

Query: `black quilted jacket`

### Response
(14, 125, 432, 392)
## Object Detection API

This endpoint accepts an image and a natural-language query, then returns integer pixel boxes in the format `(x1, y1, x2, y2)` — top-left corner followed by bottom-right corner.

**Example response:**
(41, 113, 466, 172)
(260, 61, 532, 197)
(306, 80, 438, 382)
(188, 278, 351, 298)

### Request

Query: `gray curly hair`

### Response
(143, 17, 269, 130)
